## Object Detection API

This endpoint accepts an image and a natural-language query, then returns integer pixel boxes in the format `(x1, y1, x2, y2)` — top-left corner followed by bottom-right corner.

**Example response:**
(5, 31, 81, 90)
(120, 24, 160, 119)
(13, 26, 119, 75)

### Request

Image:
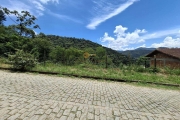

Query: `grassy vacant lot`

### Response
(32, 63, 180, 85)
(0, 57, 180, 89)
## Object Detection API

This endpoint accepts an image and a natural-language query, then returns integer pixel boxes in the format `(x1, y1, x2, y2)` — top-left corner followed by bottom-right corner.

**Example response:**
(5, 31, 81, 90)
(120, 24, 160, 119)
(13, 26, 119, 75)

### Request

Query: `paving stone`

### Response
(27, 110, 35, 117)
(7, 113, 20, 120)
(53, 106, 60, 113)
(29, 115, 40, 120)
(121, 114, 128, 119)
(95, 109, 100, 116)
(74, 118, 80, 120)
(45, 109, 52, 115)
(0, 114, 10, 120)
(42, 105, 50, 109)
(94, 115, 100, 120)
(27, 105, 37, 112)
(38, 114, 47, 120)
(47, 113, 56, 120)
(57, 110, 64, 118)
(67, 113, 76, 120)
(88, 107, 94, 113)
(80, 114, 87, 120)
(63, 109, 71, 116)
(0, 70, 179, 120)
(18, 111, 29, 119)
(113, 110, 120, 116)
(76, 111, 82, 118)
(87, 112, 94, 119)
(35, 109, 45, 115)
(126, 113, 133, 119)
(66, 104, 73, 109)
(72, 106, 78, 112)
(8, 109, 19, 115)
(100, 109, 106, 115)
(51, 102, 58, 109)
(115, 116, 120, 120)
(0, 108, 10, 116)
(100, 114, 106, 120)
(18, 108, 27, 114)
(60, 115, 67, 120)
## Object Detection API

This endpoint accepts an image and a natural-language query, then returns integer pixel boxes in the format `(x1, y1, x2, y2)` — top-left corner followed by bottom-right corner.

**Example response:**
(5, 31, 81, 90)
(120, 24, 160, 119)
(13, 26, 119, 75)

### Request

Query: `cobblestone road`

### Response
(0, 70, 180, 120)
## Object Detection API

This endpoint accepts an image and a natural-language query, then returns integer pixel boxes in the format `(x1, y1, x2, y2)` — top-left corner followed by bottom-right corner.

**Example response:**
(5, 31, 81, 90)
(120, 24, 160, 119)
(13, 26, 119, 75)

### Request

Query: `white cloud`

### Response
(100, 25, 146, 50)
(139, 44, 146, 48)
(150, 37, 180, 48)
(86, 0, 139, 29)
(47, 10, 82, 23)
(31, 1, 45, 16)
(5, 0, 32, 13)
(100, 24, 180, 50)
(176, 30, 180, 37)
(32, 1, 45, 11)
(141, 28, 180, 40)
(114, 25, 128, 37)
(39, 0, 59, 4)
(1, 0, 59, 17)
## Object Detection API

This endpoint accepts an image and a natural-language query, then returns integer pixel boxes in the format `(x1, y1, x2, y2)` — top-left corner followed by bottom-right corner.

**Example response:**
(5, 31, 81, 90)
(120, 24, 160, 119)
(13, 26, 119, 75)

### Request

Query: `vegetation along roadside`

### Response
(0, 7, 179, 90)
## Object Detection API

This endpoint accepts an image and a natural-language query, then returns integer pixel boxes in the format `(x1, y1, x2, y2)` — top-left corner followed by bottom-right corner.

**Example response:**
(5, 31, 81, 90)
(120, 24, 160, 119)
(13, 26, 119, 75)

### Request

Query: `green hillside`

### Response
(119, 47, 155, 59)
(0, 7, 132, 69)
(46, 35, 130, 66)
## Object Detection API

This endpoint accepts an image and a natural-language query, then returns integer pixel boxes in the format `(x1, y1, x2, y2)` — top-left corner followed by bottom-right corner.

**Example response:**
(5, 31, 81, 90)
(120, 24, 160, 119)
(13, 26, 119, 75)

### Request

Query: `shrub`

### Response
(135, 66, 146, 72)
(8, 50, 36, 71)
(148, 67, 160, 73)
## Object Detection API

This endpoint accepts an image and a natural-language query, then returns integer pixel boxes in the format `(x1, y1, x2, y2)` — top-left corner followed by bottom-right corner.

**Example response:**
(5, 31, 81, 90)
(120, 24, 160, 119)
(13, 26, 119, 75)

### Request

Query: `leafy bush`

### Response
(0, 57, 7, 63)
(148, 67, 160, 73)
(8, 50, 36, 71)
(135, 66, 146, 72)
(164, 67, 180, 75)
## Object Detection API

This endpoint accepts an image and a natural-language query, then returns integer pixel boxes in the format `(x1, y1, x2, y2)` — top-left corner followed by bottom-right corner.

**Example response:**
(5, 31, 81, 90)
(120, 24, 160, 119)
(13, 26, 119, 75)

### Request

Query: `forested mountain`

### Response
(45, 35, 130, 65)
(0, 7, 133, 69)
(119, 47, 156, 59)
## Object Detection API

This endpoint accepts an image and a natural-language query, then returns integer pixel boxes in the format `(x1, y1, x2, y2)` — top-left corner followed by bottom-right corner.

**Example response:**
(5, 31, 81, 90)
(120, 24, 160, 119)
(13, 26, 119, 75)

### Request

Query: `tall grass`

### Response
(0, 57, 11, 68)
(1, 57, 179, 85)
(32, 62, 180, 85)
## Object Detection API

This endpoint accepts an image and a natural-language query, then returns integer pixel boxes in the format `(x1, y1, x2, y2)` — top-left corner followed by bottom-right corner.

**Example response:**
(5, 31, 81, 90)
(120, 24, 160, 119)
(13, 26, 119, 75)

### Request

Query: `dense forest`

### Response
(0, 7, 134, 70)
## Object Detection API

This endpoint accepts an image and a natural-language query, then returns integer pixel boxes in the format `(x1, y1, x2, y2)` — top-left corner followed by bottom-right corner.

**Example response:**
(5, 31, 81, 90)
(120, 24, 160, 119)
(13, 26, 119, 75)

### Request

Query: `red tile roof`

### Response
(146, 48, 180, 59)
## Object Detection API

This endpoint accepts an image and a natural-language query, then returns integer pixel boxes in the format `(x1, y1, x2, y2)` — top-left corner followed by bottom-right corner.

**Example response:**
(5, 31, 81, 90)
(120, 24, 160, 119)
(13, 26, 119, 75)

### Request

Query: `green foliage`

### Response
(0, 7, 132, 68)
(50, 46, 65, 63)
(33, 63, 180, 86)
(8, 50, 36, 71)
(136, 56, 150, 67)
(0, 9, 6, 25)
(0, 25, 33, 56)
(32, 38, 52, 62)
(84, 47, 95, 54)
(50, 47, 83, 65)
(163, 67, 180, 75)
(1, 7, 40, 37)
(96, 47, 105, 59)
(45, 35, 129, 66)
(135, 66, 146, 72)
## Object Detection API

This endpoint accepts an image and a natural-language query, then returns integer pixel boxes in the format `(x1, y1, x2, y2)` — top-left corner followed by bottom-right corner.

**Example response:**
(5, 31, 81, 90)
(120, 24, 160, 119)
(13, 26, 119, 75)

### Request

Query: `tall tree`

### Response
(0, 9, 6, 25)
(1, 7, 40, 37)
(32, 38, 52, 62)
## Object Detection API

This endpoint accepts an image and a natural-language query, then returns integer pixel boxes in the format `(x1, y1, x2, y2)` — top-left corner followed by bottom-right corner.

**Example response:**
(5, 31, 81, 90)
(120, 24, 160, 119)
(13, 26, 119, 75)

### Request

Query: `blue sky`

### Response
(1, 0, 180, 50)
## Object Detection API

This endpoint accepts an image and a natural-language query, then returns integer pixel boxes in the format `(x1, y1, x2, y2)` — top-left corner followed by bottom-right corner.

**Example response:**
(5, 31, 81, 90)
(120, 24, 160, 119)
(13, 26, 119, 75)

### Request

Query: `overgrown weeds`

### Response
(1, 58, 180, 87)
(32, 62, 180, 85)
